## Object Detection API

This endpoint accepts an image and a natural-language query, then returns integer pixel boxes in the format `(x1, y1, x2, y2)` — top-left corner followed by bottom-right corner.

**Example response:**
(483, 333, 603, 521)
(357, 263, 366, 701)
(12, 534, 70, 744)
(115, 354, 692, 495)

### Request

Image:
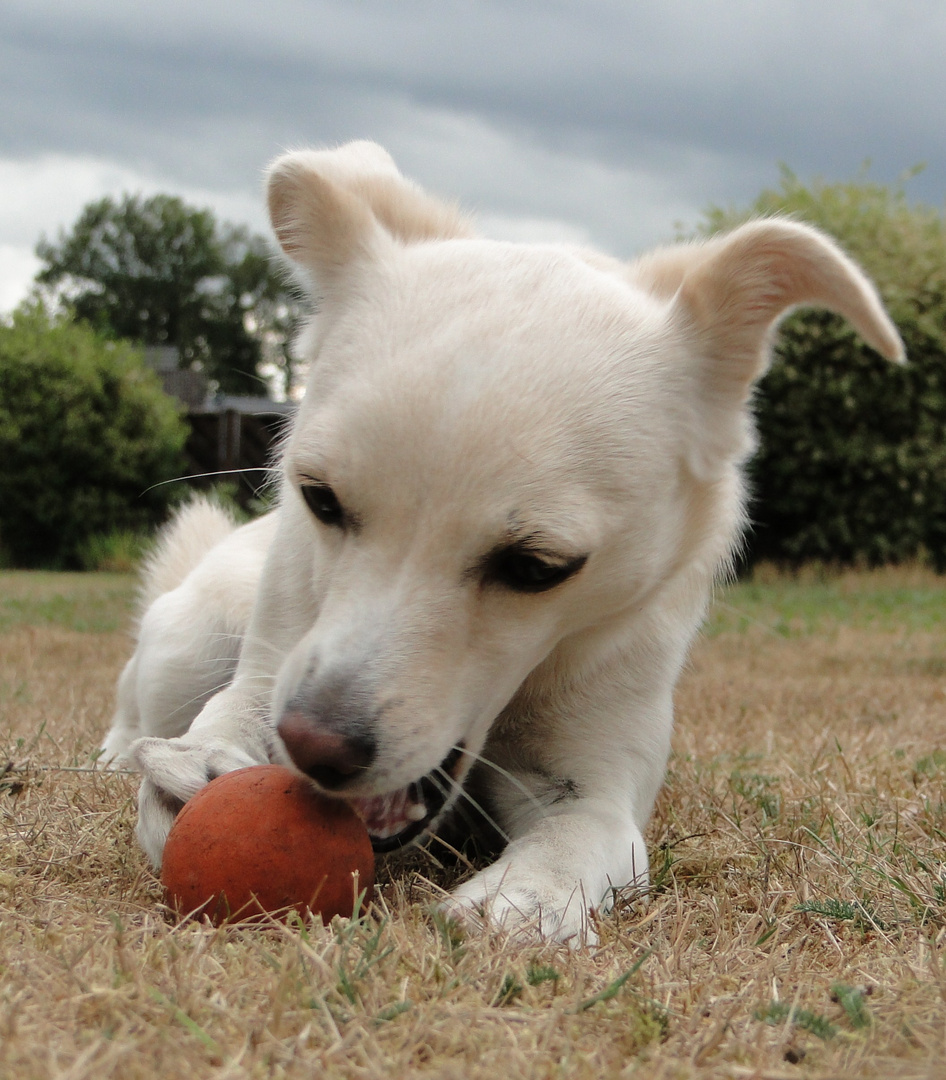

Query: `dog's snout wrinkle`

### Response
(277, 710, 376, 791)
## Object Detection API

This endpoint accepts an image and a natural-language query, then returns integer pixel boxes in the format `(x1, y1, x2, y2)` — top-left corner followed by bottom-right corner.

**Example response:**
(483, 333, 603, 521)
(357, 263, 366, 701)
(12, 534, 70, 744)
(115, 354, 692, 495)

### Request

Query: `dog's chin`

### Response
(346, 744, 466, 853)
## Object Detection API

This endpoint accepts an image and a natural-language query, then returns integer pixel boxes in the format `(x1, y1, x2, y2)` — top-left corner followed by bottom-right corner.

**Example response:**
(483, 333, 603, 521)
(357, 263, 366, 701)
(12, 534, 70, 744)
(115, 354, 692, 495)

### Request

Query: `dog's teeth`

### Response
(406, 802, 426, 822)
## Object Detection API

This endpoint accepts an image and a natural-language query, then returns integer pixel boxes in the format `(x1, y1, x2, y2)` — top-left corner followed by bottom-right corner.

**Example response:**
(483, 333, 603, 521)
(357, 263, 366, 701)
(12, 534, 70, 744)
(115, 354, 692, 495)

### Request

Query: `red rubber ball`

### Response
(161, 765, 374, 924)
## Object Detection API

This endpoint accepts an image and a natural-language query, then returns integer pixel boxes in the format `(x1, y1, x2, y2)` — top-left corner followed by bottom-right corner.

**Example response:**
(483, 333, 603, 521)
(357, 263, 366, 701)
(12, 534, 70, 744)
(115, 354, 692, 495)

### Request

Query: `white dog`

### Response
(103, 141, 903, 942)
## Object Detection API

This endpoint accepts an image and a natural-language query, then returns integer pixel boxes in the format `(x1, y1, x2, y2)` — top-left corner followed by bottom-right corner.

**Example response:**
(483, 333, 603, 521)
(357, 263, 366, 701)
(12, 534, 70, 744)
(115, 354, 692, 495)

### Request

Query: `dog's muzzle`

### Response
(347, 744, 467, 852)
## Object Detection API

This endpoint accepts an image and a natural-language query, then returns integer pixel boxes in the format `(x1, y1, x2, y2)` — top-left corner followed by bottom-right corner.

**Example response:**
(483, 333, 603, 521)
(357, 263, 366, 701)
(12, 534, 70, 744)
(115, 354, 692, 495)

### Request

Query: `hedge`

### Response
(0, 304, 188, 568)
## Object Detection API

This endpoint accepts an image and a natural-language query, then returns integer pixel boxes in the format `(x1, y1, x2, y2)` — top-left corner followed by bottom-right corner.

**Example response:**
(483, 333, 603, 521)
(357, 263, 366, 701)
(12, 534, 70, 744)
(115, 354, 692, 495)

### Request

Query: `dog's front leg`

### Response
(443, 795, 648, 945)
(131, 684, 278, 866)
(442, 662, 677, 945)
(130, 510, 318, 868)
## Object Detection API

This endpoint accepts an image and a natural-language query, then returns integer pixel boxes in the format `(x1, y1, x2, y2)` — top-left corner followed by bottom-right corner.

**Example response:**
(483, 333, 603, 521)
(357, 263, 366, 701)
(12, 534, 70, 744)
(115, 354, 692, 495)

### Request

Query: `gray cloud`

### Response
(1, 0, 944, 308)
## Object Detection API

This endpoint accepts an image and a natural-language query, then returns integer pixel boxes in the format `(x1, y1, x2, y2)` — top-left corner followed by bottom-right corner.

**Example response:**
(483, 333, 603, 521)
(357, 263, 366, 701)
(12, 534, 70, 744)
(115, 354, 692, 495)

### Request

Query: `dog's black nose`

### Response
(277, 711, 376, 790)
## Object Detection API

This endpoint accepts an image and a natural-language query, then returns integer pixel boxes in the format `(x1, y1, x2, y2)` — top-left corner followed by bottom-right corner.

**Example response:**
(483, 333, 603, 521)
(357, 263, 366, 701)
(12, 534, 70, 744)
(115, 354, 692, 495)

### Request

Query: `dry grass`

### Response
(2, 566, 946, 1078)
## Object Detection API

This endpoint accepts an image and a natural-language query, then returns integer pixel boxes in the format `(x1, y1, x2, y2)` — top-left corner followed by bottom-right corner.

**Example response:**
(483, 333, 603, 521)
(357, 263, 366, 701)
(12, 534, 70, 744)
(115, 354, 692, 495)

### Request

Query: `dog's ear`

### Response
(267, 141, 471, 292)
(672, 219, 904, 395)
(267, 149, 380, 287)
(659, 219, 904, 480)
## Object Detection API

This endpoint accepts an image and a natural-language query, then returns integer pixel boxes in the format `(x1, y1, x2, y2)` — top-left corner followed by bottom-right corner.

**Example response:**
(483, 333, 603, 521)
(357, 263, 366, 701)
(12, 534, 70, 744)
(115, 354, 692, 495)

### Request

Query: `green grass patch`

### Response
(794, 898, 886, 932)
(831, 982, 872, 1029)
(0, 570, 138, 632)
(914, 750, 946, 778)
(755, 1000, 837, 1040)
(706, 566, 946, 637)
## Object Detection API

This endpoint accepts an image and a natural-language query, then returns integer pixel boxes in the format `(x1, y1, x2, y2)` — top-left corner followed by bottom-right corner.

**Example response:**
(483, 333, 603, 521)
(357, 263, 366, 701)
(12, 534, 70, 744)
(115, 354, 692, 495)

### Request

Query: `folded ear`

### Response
(671, 219, 904, 397)
(266, 140, 471, 295)
(267, 150, 380, 293)
(658, 219, 904, 482)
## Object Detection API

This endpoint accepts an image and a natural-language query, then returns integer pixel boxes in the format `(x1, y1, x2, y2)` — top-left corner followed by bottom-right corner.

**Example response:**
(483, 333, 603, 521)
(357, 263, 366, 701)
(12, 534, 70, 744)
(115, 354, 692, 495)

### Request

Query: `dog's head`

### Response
(264, 142, 903, 847)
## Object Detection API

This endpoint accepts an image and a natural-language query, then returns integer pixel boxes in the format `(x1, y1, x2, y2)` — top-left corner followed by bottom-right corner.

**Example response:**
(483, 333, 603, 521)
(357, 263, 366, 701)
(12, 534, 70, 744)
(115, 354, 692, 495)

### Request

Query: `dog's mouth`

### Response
(347, 744, 466, 852)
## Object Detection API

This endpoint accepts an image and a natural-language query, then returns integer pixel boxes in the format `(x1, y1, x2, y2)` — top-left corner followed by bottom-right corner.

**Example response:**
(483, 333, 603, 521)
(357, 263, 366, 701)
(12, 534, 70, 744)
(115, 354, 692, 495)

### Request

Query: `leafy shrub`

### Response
(35, 193, 304, 395)
(76, 529, 151, 573)
(0, 303, 188, 568)
(699, 168, 946, 569)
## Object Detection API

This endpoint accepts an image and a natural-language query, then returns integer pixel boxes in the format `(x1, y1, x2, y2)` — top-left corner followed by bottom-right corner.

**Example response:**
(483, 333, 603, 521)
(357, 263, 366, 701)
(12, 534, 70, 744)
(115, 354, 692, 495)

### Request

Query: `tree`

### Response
(35, 194, 303, 395)
(0, 303, 188, 568)
(697, 168, 946, 569)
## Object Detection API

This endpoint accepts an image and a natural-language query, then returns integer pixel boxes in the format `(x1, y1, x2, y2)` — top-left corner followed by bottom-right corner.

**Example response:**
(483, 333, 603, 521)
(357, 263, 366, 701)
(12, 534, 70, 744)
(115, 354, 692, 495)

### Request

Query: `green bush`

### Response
(699, 168, 946, 570)
(0, 303, 188, 568)
(76, 529, 151, 573)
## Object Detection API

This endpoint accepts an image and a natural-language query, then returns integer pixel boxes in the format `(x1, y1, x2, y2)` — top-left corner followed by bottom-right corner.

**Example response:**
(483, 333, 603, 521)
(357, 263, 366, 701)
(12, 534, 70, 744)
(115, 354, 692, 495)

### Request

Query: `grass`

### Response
(0, 571, 137, 633)
(1, 564, 946, 1077)
(706, 562, 946, 637)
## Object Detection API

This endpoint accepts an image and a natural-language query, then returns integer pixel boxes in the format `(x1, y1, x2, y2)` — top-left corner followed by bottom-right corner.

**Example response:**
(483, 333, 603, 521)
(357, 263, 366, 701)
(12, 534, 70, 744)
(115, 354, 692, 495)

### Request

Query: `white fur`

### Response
(105, 141, 903, 943)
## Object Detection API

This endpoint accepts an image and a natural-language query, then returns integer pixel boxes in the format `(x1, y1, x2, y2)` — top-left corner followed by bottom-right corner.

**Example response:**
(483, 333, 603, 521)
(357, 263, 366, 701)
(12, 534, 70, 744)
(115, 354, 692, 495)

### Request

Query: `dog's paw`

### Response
(98, 724, 138, 769)
(442, 864, 600, 946)
(135, 776, 184, 869)
(130, 735, 264, 868)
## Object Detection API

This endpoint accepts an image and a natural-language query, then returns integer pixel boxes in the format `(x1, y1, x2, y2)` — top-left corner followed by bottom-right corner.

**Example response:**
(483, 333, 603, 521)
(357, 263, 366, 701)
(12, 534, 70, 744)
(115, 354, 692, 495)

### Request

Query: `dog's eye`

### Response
(485, 546, 587, 594)
(300, 482, 345, 528)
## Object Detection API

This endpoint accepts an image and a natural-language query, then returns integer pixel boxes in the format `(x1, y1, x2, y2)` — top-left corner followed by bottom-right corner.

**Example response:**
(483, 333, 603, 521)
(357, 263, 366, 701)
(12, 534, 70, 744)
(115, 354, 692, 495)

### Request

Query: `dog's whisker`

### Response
(424, 771, 495, 846)
(165, 686, 238, 717)
(434, 794, 502, 855)
(140, 466, 283, 497)
(449, 744, 549, 817)
(228, 632, 286, 657)
(164, 674, 278, 718)
(430, 766, 513, 847)
(179, 632, 284, 661)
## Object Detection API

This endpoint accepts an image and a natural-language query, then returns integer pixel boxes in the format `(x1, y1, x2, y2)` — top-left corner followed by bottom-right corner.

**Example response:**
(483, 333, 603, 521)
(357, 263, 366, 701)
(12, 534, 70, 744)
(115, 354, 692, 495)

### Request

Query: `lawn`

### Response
(1, 566, 945, 1078)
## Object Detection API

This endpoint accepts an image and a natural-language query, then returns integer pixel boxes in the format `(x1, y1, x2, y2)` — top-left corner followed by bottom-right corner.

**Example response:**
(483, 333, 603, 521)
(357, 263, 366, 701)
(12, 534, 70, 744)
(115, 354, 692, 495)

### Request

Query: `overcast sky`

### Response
(2, 0, 944, 313)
